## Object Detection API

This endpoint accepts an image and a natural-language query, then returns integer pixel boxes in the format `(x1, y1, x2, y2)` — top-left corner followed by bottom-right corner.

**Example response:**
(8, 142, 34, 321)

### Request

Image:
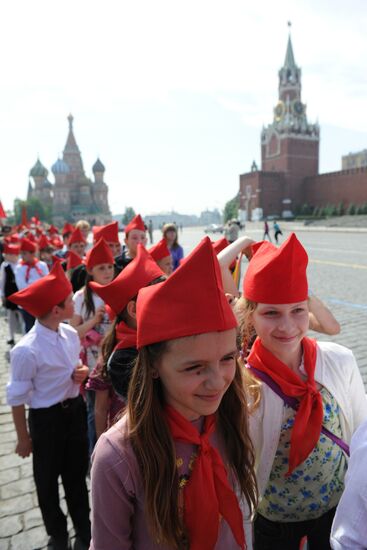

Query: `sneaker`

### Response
(47, 536, 70, 550)
(6, 339, 15, 345)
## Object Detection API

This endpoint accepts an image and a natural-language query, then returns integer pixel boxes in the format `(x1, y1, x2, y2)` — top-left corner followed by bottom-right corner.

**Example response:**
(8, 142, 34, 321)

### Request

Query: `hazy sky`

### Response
(1, 0, 367, 216)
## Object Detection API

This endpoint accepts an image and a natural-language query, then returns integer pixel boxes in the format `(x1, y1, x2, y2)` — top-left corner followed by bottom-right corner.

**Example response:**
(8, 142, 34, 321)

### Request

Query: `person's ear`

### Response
(126, 300, 137, 319)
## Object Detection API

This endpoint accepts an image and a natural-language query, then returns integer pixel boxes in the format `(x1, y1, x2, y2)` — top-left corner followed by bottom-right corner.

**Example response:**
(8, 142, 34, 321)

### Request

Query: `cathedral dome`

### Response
(51, 158, 70, 174)
(30, 159, 48, 178)
(92, 158, 105, 173)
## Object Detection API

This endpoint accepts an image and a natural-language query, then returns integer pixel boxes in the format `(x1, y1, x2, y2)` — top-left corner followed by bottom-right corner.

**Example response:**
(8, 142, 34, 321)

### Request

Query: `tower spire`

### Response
(63, 114, 85, 176)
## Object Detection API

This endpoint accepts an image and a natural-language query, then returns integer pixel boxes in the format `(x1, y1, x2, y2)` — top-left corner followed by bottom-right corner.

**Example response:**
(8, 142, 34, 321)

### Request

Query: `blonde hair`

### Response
(75, 219, 90, 231)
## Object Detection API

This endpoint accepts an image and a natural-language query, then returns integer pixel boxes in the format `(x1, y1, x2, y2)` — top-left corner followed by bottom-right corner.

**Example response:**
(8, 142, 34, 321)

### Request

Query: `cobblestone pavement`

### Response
(0, 225, 366, 549)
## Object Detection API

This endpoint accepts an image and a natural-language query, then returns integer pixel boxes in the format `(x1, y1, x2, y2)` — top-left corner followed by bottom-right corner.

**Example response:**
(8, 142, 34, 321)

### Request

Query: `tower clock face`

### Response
(293, 101, 304, 115)
(274, 101, 285, 121)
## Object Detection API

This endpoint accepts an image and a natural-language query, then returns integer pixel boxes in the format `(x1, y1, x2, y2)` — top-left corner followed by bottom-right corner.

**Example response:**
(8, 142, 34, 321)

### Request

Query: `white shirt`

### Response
(7, 321, 81, 408)
(330, 419, 367, 549)
(15, 260, 48, 290)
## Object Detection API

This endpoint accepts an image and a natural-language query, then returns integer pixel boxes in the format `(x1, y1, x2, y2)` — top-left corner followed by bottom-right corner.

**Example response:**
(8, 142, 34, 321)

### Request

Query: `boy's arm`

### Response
(12, 405, 32, 458)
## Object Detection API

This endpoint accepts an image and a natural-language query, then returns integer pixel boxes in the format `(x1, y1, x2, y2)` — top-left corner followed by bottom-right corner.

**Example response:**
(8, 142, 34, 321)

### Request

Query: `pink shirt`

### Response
(90, 415, 243, 549)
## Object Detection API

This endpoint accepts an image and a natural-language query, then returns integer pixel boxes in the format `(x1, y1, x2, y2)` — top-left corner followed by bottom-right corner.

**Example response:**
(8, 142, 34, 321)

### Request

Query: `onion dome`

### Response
(92, 158, 105, 173)
(29, 159, 48, 178)
(51, 158, 70, 175)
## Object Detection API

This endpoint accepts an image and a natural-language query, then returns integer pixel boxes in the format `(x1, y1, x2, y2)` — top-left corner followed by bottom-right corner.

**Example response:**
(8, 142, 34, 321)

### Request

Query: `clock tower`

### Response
(261, 32, 320, 216)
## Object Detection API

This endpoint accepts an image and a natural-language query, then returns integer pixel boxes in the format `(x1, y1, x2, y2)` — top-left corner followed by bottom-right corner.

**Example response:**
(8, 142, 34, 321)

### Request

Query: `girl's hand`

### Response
(93, 305, 106, 324)
(72, 364, 89, 384)
(15, 436, 32, 458)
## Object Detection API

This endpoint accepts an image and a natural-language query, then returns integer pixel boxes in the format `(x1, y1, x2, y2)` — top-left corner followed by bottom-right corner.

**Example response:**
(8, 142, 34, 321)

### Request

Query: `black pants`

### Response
(28, 396, 91, 543)
(254, 507, 336, 550)
(21, 308, 35, 333)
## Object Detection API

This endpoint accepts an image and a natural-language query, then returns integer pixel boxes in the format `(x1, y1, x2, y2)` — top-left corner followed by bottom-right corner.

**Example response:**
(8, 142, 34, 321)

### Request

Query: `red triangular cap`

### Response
(62, 222, 74, 236)
(212, 237, 229, 255)
(125, 214, 145, 235)
(0, 201, 6, 218)
(243, 233, 308, 304)
(4, 244, 20, 255)
(48, 224, 59, 235)
(92, 221, 119, 243)
(50, 236, 63, 249)
(66, 250, 83, 270)
(149, 239, 171, 261)
(90, 244, 163, 315)
(136, 237, 237, 348)
(8, 262, 72, 318)
(68, 227, 86, 245)
(85, 238, 114, 270)
(38, 234, 51, 250)
(20, 237, 37, 253)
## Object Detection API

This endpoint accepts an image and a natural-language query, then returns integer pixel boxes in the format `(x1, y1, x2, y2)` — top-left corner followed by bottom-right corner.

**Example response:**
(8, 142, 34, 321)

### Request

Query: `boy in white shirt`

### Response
(6, 262, 90, 550)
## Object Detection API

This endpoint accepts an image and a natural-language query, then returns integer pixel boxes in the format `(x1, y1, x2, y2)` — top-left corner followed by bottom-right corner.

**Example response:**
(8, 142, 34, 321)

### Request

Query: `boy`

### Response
(115, 214, 147, 271)
(6, 262, 91, 550)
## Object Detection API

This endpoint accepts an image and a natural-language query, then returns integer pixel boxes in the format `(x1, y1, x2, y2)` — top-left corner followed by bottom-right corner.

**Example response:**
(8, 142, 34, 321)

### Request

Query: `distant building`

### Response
(27, 115, 111, 225)
(199, 209, 222, 225)
(342, 150, 367, 170)
(239, 34, 367, 220)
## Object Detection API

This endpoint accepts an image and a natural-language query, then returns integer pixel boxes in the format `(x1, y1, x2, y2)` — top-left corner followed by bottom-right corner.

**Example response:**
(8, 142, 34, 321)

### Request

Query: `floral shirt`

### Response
(258, 387, 347, 522)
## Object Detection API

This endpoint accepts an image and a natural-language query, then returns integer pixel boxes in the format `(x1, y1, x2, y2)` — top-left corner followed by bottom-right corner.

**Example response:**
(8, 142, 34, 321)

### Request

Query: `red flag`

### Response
(21, 206, 28, 227)
(0, 201, 6, 219)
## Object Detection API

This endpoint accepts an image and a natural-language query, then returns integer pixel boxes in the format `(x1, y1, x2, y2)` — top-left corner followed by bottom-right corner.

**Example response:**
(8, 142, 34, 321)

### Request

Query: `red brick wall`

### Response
(303, 168, 367, 207)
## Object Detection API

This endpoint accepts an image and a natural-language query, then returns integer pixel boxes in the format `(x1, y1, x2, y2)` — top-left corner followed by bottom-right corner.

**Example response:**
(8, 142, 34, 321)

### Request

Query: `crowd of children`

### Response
(1, 214, 366, 549)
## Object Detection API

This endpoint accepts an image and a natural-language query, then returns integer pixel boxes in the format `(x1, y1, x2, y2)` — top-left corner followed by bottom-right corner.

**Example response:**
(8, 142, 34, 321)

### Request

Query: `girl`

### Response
(162, 223, 184, 271)
(90, 237, 258, 549)
(238, 234, 367, 550)
(69, 238, 115, 454)
(0, 244, 22, 345)
(149, 238, 174, 275)
(87, 244, 164, 438)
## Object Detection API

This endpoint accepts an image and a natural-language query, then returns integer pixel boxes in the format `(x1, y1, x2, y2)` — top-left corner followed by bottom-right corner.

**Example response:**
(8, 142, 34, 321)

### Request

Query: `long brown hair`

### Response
(127, 340, 258, 549)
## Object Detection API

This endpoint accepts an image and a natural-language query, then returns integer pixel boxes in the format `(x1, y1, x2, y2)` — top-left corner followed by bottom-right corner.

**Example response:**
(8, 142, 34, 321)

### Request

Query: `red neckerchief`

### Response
(114, 321, 137, 351)
(247, 336, 323, 475)
(20, 258, 43, 283)
(165, 406, 245, 550)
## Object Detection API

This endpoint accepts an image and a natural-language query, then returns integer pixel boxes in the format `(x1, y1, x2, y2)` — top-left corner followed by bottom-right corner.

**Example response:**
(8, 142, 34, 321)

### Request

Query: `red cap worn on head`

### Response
(136, 237, 238, 349)
(149, 239, 171, 261)
(26, 233, 37, 243)
(66, 250, 84, 270)
(90, 244, 163, 315)
(62, 222, 74, 236)
(85, 238, 114, 270)
(243, 233, 308, 304)
(10, 233, 20, 244)
(68, 227, 86, 245)
(8, 262, 72, 318)
(50, 236, 63, 249)
(4, 244, 20, 255)
(20, 238, 37, 253)
(48, 224, 59, 235)
(125, 214, 145, 235)
(212, 237, 230, 255)
(93, 221, 119, 244)
(38, 234, 51, 250)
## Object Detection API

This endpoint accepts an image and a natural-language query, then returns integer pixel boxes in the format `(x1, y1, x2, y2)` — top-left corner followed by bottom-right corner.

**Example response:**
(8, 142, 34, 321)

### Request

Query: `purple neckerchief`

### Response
(247, 363, 350, 457)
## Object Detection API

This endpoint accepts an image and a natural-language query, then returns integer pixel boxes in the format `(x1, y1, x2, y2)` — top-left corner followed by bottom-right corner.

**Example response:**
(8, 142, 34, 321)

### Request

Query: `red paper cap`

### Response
(20, 237, 37, 253)
(66, 250, 83, 270)
(62, 222, 74, 236)
(68, 227, 86, 245)
(125, 214, 145, 235)
(93, 221, 119, 244)
(4, 244, 20, 255)
(27, 233, 37, 243)
(137, 237, 237, 348)
(38, 234, 51, 250)
(85, 238, 114, 270)
(48, 224, 59, 235)
(8, 262, 72, 318)
(10, 234, 20, 244)
(90, 244, 163, 315)
(50, 236, 63, 249)
(212, 237, 230, 255)
(243, 233, 308, 304)
(149, 239, 171, 261)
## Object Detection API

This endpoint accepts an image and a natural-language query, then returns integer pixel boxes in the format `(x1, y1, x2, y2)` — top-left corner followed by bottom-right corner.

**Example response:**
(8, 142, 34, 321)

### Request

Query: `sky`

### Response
(1, 0, 367, 217)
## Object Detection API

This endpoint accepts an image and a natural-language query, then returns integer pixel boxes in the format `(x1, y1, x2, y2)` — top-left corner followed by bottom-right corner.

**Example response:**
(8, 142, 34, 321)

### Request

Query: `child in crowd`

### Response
(92, 221, 122, 259)
(162, 222, 184, 270)
(89, 237, 258, 549)
(6, 263, 91, 550)
(238, 234, 367, 549)
(115, 214, 147, 271)
(69, 238, 114, 454)
(65, 228, 88, 292)
(149, 238, 173, 275)
(87, 244, 164, 437)
(0, 244, 22, 345)
(15, 237, 49, 332)
(38, 234, 56, 269)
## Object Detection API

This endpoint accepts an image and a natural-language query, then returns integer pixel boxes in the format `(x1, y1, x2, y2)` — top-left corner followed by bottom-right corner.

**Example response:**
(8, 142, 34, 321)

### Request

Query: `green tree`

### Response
(347, 203, 356, 215)
(223, 194, 239, 223)
(13, 197, 52, 224)
(122, 207, 136, 225)
(336, 202, 344, 216)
